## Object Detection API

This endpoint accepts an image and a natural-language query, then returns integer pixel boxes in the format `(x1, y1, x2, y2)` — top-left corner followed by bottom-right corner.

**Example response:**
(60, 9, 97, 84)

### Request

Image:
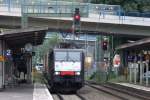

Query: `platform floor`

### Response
(33, 83, 53, 100)
(116, 83, 150, 92)
(0, 83, 53, 100)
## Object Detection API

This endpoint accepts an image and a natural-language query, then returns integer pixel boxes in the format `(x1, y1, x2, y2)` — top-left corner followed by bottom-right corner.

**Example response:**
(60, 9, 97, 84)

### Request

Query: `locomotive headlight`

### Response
(55, 72, 60, 75)
(76, 72, 80, 75)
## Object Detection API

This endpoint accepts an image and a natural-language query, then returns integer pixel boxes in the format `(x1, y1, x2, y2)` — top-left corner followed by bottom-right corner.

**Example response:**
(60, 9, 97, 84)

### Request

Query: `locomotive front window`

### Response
(68, 52, 80, 61)
(54, 51, 82, 72)
(55, 52, 67, 61)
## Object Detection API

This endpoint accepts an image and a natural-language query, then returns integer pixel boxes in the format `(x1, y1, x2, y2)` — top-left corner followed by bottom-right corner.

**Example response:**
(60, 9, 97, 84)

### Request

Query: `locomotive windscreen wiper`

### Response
(67, 55, 76, 63)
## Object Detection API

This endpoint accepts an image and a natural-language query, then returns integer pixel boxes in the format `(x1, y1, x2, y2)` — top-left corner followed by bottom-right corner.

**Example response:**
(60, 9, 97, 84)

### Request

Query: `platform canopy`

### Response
(0, 27, 48, 48)
(116, 37, 150, 50)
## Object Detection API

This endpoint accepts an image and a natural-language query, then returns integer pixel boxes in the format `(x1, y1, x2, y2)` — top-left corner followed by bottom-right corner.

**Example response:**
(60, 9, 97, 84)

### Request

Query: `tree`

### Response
(32, 33, 62, 65)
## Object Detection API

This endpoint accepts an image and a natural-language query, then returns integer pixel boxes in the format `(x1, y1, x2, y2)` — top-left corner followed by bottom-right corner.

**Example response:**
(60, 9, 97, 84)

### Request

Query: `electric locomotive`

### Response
(44, 45, 84, 92)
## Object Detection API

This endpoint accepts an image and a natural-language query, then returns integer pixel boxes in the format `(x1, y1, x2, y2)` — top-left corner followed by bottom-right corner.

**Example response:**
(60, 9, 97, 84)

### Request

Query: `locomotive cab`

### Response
(47, 49, 84, 92)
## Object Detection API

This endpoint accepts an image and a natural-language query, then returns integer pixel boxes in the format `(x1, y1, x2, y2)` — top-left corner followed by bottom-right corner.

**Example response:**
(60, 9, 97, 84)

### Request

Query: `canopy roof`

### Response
(0, 27, 48, 48)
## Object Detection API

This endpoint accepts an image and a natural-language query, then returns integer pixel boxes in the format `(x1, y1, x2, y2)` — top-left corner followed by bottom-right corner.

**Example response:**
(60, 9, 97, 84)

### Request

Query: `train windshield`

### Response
(68, 52, 80, 61)
(55, 52, 67, 61)
(54, 51, 81, 71)
(55, 51, 80, 61)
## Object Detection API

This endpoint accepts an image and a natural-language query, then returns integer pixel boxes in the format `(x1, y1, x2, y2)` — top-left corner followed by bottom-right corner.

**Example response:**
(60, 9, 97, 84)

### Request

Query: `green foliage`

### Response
(89, 71, 97, 80)
(87, 71, 107, 83)
(108, 75, 129, 83)
(88, 70, 128, 83)
(32, 70, 44, 83)
(33, 33, 62, 65)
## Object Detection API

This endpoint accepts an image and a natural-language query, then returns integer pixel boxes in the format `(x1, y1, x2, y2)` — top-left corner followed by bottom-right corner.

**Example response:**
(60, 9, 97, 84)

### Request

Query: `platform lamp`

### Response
(85, 56, 93, 77)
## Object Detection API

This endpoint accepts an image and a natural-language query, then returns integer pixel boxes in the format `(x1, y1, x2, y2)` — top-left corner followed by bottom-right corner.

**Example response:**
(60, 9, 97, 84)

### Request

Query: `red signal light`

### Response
(74, 15, 80, 20)
(74, 8, 80, 26)
(74, 14, 80, 25)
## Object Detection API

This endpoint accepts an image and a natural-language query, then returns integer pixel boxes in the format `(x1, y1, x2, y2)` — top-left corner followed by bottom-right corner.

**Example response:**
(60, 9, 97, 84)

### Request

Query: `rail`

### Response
(86, 81, 150, 100)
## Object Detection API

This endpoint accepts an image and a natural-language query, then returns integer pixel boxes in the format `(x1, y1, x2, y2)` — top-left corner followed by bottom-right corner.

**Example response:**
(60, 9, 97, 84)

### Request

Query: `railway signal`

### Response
(102, 40, 108, 51)
(101, 36, 109, 51)
(74, 8, 80, 26)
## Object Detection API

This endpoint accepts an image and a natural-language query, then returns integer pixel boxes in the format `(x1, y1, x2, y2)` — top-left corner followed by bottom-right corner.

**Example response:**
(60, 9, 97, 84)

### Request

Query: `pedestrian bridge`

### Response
(0, 0, 150, 36)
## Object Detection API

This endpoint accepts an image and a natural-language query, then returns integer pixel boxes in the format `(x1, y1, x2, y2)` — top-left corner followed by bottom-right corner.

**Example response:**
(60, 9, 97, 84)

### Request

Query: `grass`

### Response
(32, 68, 44, 83)
(108, 75, 129, 83)
(86, 71, 108, 83)
(86, 71, 129, 83)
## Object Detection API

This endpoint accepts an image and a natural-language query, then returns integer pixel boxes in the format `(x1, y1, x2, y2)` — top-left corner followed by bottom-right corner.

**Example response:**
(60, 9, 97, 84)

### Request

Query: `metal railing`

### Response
(0, 0, 120, 16)
(0, 0, 89, 17)
(22, 3, 89, 17)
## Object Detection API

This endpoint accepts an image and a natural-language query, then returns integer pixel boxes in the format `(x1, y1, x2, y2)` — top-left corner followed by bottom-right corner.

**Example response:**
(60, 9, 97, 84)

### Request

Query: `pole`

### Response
(95, 40, 97, 72)
(139, 53, 143, 85)
(146, 62, 149, 86)
(73, 24, 75, 40)
(129, 62, 132, 83)
(8, 0, 11, 12)
(21, 0, 28, 28)
(134, 63, 137, 84)
(140, 60, 143, 85)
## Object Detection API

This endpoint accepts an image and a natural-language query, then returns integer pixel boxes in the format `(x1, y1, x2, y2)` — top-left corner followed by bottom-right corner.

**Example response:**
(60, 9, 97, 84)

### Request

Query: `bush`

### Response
(87, 71, 108, 83)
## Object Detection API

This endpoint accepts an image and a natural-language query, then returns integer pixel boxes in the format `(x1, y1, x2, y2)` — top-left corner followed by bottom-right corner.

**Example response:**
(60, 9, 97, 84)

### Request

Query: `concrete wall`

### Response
(0, 16, 150, 37)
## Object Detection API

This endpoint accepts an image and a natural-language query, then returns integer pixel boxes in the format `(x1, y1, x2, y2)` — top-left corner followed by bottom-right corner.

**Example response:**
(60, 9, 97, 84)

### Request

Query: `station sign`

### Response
(127, 55, 133, 62)
(0, 55, 5, 62)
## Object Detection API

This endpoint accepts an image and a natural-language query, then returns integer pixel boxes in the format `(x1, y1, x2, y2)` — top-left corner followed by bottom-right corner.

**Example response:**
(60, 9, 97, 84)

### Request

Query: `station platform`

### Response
(0, 83, 53, 100)
(109, 82, 150, 99)
(116, 82, 150, 92)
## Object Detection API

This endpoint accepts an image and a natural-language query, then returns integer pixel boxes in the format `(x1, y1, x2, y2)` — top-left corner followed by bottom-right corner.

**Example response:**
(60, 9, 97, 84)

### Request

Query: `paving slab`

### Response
(33, 83, 53, 100)
(0, 84, 33, 100)
(116, 83, 150, 92)
(0, 83, 53, 100)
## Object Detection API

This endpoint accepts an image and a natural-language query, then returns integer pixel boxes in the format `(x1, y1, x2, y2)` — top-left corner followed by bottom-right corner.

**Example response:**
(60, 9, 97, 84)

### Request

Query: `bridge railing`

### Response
(0, 0, 21, 13)
(22, 2, 89, 17)
(89, 4, 121, 15)
(89, 4, 124, 21)
(89, 4, 150, 25)
(0, 0, 89, 17)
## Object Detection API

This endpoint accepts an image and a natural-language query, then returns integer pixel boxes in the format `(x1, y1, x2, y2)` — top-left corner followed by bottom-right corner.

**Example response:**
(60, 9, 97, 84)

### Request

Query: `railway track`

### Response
(52, 92, 86, 100)
(43, 76, 86, 100)
(85, 82, 128, 100)
(52, 93, 63, 100)
(45, 76, 148, 100)
(86, 81, 149, 100)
